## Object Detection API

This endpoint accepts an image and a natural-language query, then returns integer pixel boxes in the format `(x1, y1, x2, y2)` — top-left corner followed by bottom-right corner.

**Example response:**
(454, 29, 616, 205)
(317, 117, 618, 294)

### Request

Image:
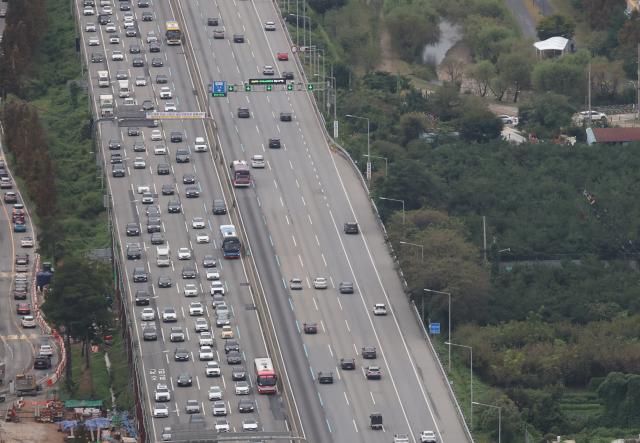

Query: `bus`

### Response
(220, 224, 241, 259)
(230, 160, 251, 187)
(254, 358, 277, 394)
(165, 20, 182, 45)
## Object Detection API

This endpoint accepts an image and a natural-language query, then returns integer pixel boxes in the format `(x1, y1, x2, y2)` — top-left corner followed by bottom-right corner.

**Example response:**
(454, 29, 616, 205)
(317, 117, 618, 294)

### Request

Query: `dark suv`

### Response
(344, 222, 359, 234)
(126, 222, 140, 236)
(268, 138, 281, 149)
(212, 199, 227, 215)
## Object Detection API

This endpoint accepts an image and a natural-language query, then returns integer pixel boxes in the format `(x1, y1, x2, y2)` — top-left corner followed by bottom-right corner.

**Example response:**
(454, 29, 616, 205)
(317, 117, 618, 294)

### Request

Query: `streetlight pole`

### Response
(424, 288, 452, 372)
(446, 342, 473, 429)
(472, 401, 501, 443)
(399, 241, 423, 262)
(345, 114, 371, 181)
(378, 197, 404, 224)
(364, 154, 388, 176)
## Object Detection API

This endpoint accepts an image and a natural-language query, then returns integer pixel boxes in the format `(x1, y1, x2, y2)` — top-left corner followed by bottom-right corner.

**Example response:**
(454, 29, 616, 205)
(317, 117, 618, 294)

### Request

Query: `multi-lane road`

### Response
(74, 0, 472, 440)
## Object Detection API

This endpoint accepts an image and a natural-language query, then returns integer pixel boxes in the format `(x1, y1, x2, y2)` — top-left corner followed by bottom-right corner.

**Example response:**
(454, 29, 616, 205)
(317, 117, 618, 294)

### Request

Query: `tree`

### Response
(579, 0, 625, 30)
(518, 92, 575, 137)
(440, 58, 466, 87)
(497, 50, 533, 102)
(398, 112, 432, 145)
(458, 109, 503, 143)
(536, 14, 576, 40)
(308, 0, 346, 14)
(617, 10, 640, 50)
(426, 82, 464, 121)
(590, 57, 625, 101)
(465, 15, 516, 63)
(531, 59, 586, 100)
(467, 60, 496, 97)
(385, 3, 440, 63)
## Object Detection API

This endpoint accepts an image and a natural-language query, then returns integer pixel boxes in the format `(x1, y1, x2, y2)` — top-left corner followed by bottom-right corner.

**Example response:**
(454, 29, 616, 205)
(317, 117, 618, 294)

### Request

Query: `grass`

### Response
(60, 342, 110, 406)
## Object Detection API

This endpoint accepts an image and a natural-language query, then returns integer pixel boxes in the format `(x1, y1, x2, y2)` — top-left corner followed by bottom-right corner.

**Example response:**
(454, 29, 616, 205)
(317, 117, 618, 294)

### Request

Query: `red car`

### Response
(16, 303, 31, 315)
(277, 52, 289, 61)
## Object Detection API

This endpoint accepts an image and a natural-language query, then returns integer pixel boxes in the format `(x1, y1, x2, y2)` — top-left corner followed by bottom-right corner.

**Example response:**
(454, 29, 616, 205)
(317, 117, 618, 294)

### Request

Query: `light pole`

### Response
(364, 154, 388, 176)
(399, 241, 423, 262)
(424, 288, 452, 372)
(378, 197, 404, 224)
(345, 114, 371, 181)
(446, 342, 473, 429)
(473, 401, 501, 443)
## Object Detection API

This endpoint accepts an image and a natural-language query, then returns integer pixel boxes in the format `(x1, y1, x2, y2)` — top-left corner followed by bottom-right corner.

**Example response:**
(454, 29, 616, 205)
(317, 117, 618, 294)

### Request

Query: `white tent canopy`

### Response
(533, 36, 570, 52)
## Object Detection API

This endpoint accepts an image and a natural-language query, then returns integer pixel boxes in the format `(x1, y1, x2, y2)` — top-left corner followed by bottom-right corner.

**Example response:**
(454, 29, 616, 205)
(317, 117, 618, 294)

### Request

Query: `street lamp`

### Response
(399, 241, 423, 262)
(364, 154, 388, 176)
(378, 197, 404, 224)
(472, 401, 501, 443)
(345, 114, 371, 181)
(314, 71, 337, 137)
(446, 342, 473, 429)
(424, 288, 452, 372)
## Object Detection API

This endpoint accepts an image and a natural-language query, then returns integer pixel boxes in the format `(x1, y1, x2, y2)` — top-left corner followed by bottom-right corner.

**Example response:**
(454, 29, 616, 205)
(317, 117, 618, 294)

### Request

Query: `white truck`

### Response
(118, 79, 130, 98)
(98, 70, 109, 87)
(157, 245, 170, 267)
(99, 94, 114, 117)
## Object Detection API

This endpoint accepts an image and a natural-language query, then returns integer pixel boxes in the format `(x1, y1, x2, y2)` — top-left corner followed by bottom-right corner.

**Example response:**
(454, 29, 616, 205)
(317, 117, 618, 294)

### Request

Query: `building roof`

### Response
(587, 127, 640, 144)
(533, 36, 570, 52)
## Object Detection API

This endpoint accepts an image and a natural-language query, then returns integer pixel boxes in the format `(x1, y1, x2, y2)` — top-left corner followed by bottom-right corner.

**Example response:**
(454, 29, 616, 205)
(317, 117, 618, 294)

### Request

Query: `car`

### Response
(159, 87, 172, 99)
(132, 57, 144, 67)
(142, 11, 153, 21)
(199, 331, 214, 346)
(162, 307, 178, 322)
(215, 418, 230, 432)
(237, 107, 250, 118)
(203, 255, 217, 267)
(21, 316, 36, 328)
(101, 5, 112, 14)
(373, 303, 388, 315)
(98, 14, 110, 25)
(34, 355, 52, 370)
(195, 318, 209, 332)
(420, 431, 437, 442)
(251, 154, 265, 168)
(213, 30, 225, 39)
(212, 292, 225, 308)
(263, 65, 275, 75)
(231, 367, 246, 381)
(38, 345, 53, 356)
(189, 301, 204, 316)
(147, 217, 161, 233)
(128, 126, 141, 136)
(208, 385, 223, 400)
(206, 361, 221, 377)
(280, 112, 292, 122)
(394, 434, 410, 443)
(120, 2, 131, 10)
(283, 71, 294, 80)
(174, 347, 190, 361)
(143, 324, 158, 340)
(138, 0, 150, 6)
(498, 114, 516, 125)
(126, 222, 140, 236)
(344, 222, 359, 234)
(212, 401, 227, 416)
(153, 403, 169, 418)
(175, 147, 189, 162)
(133, 267, 147, 282)
(167, 200, 181, 213)
(313, 277, 328, 289)
(264, 21, 276, 31)
(154, 144, 167, 154)
(141, 308, 155, 322)
(151, 57, 164, 67)
(303, 322, 318, 334)
(340, 357, 356, 370)
(133, 157, 146, 169)
(91, 52, 104, 63)
(129, 44, 140, 54)
(196, 233, 210, 244)
(178, 248, 191, 260)
(109, 33, 121, 42)
(216, 303, 230, 315)
(182, 173, 196, 184)
(21, 237, 34, 248)
(318, 371, 334, 384)
(210, 281, 225, 295)
(362, 346, 377, 359)
(289, 278, 303, 290)
(170, 327, 185, 342)
(366, 366, 382, 380)
(4, 192, 17, 204)
(111, 50, 123, 61)
(88, 36, 100, 46)
(194, 137, 208, 152)
(207, 17, 220, 26)
(576, 110, 607, 122)
(199, 345, 215, 361)
(233, 34, 245, 43)
(85, 22, 97, 32)
(135, 290, 150, 305)
(277, 52, 289, 61)
(126, 243, 141, 259)
(185, 186, 200, 198)
(141, 193, 154, 204)
(170, 131, 183, 142)
(268, 138, 281, 149)
(150, 232, 165, 245)
(156, 74, 169, 84)
(149, 42, 161, 52)
(108, 139, 122, 150)
(146, 30, 158, 43)
(157, 163, 170, 175)
(185, 399, 200, 414)
(142, 100, 154, 111)
(161, 184, 174, 195)
(237, 399, 255, 413)
(134, 76, 147, 87)
(126, 28, 137, 37)
(339, 281, 354, 293)
(235, 381, 250, 395)
(83, 6, 95, 15)
(242, 419, 259, 431)
(226, 351, 242, 365)
(176, 373, 192, 387)
(155, 383, 171, 402)
(221, 325, 234, 339)
(212, 199, 227, 215)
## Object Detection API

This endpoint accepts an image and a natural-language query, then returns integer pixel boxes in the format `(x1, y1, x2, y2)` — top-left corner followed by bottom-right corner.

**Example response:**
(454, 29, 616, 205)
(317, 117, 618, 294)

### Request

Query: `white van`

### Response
(118, 79, 130, 98)
(156, 245, 170, 267)
(98, 70, 109, 88)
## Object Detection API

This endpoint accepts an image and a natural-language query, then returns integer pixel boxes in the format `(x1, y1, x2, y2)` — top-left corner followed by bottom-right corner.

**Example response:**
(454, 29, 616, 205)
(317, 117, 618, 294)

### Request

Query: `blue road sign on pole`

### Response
(212, 81, 227, 97)
(429, 322, 441, 335)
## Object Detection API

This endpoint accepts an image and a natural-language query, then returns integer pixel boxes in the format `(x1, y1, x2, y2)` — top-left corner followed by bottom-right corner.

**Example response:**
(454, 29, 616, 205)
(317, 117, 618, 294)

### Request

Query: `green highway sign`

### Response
(249, 78, 287, 85)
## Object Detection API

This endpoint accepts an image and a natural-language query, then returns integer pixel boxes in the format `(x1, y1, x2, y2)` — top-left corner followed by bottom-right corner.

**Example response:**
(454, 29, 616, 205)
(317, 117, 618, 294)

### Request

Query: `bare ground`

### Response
(0, 422, 65, 443)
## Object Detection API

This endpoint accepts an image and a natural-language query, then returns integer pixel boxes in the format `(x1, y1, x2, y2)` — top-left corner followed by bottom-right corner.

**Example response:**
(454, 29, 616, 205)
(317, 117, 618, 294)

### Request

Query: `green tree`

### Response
(465, 15, 516, 62)
(426, 82, 464, 121)
(531, 59, 585, 100)
(467, 60, 496, 97)
(497, 50, 533, 102)
(579, 0, 625, 30)
(308, 0, 346, 14)
(385, 2, 440, 62)
(458, 109, 503, 143)
(536, 14, 576, 40)
(518, 92, 574, 137)
(398, 112, 432, 145)
(325, 2, 380, 70)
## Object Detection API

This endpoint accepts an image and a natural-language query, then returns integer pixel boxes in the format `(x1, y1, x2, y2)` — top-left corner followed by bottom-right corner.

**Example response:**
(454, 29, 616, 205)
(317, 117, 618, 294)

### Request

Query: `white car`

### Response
(141, 308, 155, 321)
(151, 130, 162, 141)
(264, 21, 276, 31)
(162, 308, 177, 322)
(153, 403, 169, 418)
(206, 361, 221, 377)
(189, 301, 204, 316)
(498, 114, 516, 125)
(208, 385, 223, 401)
(235, 381, 250, 395)
(105, 23, 116, 33)
(199, 331, 214, 346)
(195, 318, 209, 332)
(184, 283, 198, 297)
(177, 248, 191, 260)
(109, 35, 120, 44)
(146, 30, 158, 43)
(262, 65, 274, 75)
(192, 217, 206, 229)
(135, 76, 147, 86)
(154, 383, 171, 402)
(137, 184, 150, 194)
(21, 237, 34, 248)
(111, 50, 124, 61)
(85, 23, 97, 32)
(420, 430, 437, 443)
(206, 269, 220, 281)
(133, 157, 146, 169)
(373, 303, 388, 316)
(196, 233, 210, 244)
(221, 325, 234, 339)
(21, 316, 36, 328)
(194, 137, 207, 152)
(313, 277, 328, 289)
(123, 20, 135, 29)
(577, 110, 607, 122)
(251, 154, 265, 168)
(141, 193, 154, 204)
(88, 37, 100, 46)
(159, 87, 172, 99)
(39, 345, 54, 356)
(101, 5, 112, 14)
(83, 6, 95, 15)
(242, 419, 259, 431)
(199, 345, 215, 361)
(164, 102, 177, 112)
(212, 401, 227, 416)
(210, 281, 225, 295)
(154, 145, 167, 155)
(215, 418, 230, 432)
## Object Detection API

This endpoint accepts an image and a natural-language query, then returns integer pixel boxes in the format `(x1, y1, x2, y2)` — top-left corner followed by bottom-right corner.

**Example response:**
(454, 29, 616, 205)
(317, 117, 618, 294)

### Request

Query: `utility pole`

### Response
(482, 216, 487, 263)
(587, 62, 592, 126)
(637, 43, 639, 120)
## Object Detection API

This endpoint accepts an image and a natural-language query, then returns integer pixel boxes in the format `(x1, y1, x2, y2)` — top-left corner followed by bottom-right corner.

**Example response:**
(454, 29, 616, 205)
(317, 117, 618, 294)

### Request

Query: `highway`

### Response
(74, 0, 472, 441)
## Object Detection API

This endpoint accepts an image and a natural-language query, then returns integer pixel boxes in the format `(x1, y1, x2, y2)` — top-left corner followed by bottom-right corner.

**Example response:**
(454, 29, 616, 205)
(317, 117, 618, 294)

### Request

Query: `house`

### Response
(533, 36, 575, 58)
(586, 127, 640, 145)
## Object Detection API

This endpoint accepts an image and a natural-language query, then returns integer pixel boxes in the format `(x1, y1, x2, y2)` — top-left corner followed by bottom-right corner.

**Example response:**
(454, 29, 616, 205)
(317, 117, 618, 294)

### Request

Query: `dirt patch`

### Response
(0, 421, 65, 443)
(488, 102, 519, 116)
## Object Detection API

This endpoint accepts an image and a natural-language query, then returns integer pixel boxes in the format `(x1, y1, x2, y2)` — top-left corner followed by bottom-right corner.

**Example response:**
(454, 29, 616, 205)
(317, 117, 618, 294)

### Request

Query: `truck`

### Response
(98, 70, 109, 87)
(15, 374, 40, 396)
(100, 95, 114, 117)
(370, 412, 383, 430)
(118, 79, 130, 98)
(156, 245, 170, 267)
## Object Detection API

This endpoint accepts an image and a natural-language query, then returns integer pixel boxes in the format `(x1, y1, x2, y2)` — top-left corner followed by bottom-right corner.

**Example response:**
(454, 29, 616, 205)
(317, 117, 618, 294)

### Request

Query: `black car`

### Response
(110, 153, 123, 164)
(366, 366, 382, 380)
(91, 52, 104, 63)
(185, 186, 199, 198)
(158, 276, 173, 288)
(126, 28, 137, 37)
(135, 290, 150, 305)
(147, 219, 161, 233)
(156, 74, 168, 84)
(167, 200, 181, 213)
(128, 127, 140, 136)
(98, 14, 110, 25)
(142, 100, 154, 111)
(237, 107, 250, 118)
(162, 184, 175, 195)
(181, 266, 196, 279)
(303, 322, 318, 334)
(283, 71, 294, 80)
(150, 232, 165, 244)
(233, 34, 245, 43)
(339, 281, 354, 294)
(132, 141, 145, 152)
(116, 70, 128, 80)
(227, 351, 242, 365)
(340, 358, 356, 370)
(231, 366, 246, 381)
(280, 112, 292, 122)
(344, 222, 359, 234)
(362, 346, 377, 359)
(268, 138, 281, 149)
(129, 44, 140, 54)
(151, 57, 164, 67)
(170, 131, 183, 142)
(132, 57, 144, 67)
(175, 148, 190, 163)
(143, 325, 157, 341)
(119, 2, 131, 10)
(126, 222, 140, 236)
(142, 11, 153, 21)
(177, 373, 192, 386)
(224, 340, 240, 354)
(149, 41, 161, 52)
(207, 17, 219, 26)
(237, 399, 255, 413)
(212, 199, 227, 215)
(108, 139, 122, 150)
(126, 243, 141, 259)
(182, 173, 196, 184)
(112, 165, 125, 177)
(133, 267, 148, 283)
(157, 163, 170, 175)
(318, 371, 334, 384)
(34, 356, 52, 370)
(203, 255, 217, 268)
(174, 348, 190, 361)
(138, 0, 149, 7)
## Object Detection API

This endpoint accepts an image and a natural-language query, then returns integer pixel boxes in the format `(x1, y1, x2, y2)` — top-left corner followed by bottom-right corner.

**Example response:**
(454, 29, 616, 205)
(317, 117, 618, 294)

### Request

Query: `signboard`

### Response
(333, 120, 338, 139)
(248, 78, 287, 86)
(429, 322, 441, 335)
(366, 161, 372, 181)
(145, 112, 206, 119)
(212, 81, 226, 97)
